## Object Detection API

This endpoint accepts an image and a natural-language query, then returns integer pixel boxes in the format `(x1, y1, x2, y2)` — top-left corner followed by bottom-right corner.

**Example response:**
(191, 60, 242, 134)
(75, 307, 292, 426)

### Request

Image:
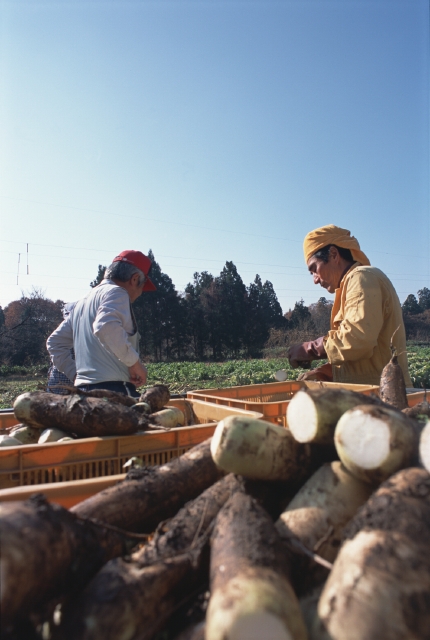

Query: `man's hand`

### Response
(297, 363, 333, 382)
(287, 336, 327, 368)
(128, 360, 148, 386)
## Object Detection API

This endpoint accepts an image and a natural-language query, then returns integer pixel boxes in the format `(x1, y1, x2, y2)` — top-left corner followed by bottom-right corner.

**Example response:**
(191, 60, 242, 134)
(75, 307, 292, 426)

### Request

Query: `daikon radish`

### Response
(210, 415, 311, 482)
(206, 492, 307, 640)
(0, 435, 22, 447)
(334, 404, 418, 484)
(38, 428, 70, 443)
(287, 388, 383, 444)
(276, 462, 373, 594)
(10, 425, 40, 445)
(151, 407, 185, 428)
(419, 419, 430, 473)
(56, 476, 240, 640)
(313, 467, 430, 639)
(315, 530, 430, 640)
(13, 391, 149, 438)
(139, 384, 170, 412)
(379, 346, 408, 410)
(72, 439, 223, 532)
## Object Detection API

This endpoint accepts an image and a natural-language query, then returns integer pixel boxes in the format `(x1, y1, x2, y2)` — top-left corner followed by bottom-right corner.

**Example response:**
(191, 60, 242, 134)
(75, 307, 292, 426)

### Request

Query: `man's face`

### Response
(307, 253, 340, 294)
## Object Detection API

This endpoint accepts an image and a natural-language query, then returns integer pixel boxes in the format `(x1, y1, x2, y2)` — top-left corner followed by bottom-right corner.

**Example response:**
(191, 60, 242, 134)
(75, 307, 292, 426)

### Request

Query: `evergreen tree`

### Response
(200, 279, 224, 360)
(245, 275, 267, 356)
(245, 276, 286, 356)
(261, 280, 285, 328)
(90, 265, 107, 288)
(132, 251, 186, 360)
(418, 287, 430, 311)
(289, 299, 313, 328)
(216, 261, 248, 357)
(402, 294, 422, 316)
(184, 272, 214, 359)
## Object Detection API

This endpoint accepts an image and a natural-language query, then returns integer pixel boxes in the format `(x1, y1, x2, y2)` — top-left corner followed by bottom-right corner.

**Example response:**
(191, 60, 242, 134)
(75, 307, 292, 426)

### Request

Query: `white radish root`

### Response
(210, 416, 311, 481)
(10, 425, 40, 445)
(0, 435, 22, 447)
(315, 529, 430, 640)
(151, 407, 185, 428)
(206, 492, 307, 640)
(334, 404, 418, 484)
(38, 428, 70, 443)
(419, 419, 430, 473)
(287, 388, 382, 445)
(276, 461, 373, 593)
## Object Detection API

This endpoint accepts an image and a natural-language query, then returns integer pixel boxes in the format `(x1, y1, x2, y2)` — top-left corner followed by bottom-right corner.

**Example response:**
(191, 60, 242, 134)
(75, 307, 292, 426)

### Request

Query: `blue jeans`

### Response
(77, 381, 140, 398)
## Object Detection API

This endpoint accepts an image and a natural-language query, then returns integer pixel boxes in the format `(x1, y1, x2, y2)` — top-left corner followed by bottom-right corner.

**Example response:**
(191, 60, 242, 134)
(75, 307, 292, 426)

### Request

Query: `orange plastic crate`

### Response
(0, 411, 20, 430)
(0, 475, 125, 509)
(406, 390, 427, 407)
(0, 399, 262, 490)
(187, 380, 381, 427)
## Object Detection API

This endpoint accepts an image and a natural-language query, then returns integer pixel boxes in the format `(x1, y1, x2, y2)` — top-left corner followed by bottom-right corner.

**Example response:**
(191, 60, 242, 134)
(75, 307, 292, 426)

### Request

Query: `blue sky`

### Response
(1, 0, 429, 313)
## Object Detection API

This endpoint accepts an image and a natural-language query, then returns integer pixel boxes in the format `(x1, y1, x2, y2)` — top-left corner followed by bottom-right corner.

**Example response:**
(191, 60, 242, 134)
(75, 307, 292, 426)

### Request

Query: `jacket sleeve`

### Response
(92, 288, 139, 367)
(46, 316, 77, 382)
(325, 270, 384, 364)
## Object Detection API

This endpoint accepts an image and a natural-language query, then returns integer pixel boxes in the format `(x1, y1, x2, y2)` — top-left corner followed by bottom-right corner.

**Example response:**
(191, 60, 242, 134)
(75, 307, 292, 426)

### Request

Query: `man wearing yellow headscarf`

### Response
(287, 224, 412, 386)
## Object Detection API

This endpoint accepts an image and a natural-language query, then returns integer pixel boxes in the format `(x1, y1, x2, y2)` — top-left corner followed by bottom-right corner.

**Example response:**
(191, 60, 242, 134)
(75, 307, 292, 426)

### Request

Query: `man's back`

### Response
(329, 264, 411, 386)
(71, 280, 139, 386)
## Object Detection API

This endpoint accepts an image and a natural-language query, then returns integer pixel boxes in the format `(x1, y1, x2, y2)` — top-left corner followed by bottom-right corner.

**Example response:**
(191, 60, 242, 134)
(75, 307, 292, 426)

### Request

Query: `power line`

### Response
(1, 271, 322, 292)
(0, 247, 308, 271)
(1, 248, 427, 281)
(0, 195, 302, 245)
(3, 261, 428, 285)
(3, 271, 92, 281)
(1, 272, 423, 298)
(1, 195, 427, 260)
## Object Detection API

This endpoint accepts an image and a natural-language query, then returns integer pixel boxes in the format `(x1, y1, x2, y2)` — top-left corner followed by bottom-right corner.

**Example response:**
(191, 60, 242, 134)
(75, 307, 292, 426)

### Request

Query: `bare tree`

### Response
(0, 289, 64, 365)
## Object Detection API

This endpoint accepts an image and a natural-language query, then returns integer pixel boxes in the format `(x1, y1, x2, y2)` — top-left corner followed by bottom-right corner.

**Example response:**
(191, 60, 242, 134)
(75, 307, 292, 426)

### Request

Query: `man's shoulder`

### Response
(92, 280, 129, 302)
(347, 265, 390, 282)
(73, 282, 129, 317)
(346, 265, 395, 291)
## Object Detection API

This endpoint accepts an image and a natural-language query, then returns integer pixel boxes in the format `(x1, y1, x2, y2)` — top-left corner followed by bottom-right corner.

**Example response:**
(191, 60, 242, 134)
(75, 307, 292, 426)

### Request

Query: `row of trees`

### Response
(0, 253, 291, 365)
(402, 289, 430, 315)
(92, 252, 306, 361)
(401, 288, 430, 342)
(90, 252, 334, 361)
(0, 251, 428, 366)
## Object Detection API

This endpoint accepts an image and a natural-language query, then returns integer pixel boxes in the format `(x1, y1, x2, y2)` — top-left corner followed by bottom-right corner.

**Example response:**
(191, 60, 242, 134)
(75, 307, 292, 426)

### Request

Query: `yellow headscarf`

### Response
(303, 224, 370, 266)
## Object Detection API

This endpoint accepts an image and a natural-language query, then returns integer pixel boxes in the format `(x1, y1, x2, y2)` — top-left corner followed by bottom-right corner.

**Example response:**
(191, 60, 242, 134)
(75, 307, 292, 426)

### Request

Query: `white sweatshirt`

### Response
(47, 280, 140, 385)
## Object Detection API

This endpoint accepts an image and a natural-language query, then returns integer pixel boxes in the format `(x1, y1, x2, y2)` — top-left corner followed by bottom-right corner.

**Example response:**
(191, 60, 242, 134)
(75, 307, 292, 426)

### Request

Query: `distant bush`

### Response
(403, 310, 430, 341)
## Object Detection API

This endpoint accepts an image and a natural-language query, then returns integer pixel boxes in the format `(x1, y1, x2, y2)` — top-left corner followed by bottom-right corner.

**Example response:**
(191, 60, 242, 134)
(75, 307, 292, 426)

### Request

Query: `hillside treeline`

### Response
(401, 289, 430, 342)
(0, 252, 429, 366)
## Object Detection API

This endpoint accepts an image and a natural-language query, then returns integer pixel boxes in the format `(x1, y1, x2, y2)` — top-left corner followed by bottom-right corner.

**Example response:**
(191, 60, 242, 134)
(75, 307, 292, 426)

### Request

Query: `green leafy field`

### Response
(0, 359, 303, 409)
(0, 346, 429, 409)
(146, 346, 430, 394)
(404, 345, 430, 389)
(145, 358, 305, 394)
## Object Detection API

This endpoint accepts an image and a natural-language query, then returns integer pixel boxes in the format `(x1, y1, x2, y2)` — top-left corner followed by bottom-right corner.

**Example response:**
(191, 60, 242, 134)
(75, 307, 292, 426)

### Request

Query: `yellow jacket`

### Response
(324, 263, 412, 386)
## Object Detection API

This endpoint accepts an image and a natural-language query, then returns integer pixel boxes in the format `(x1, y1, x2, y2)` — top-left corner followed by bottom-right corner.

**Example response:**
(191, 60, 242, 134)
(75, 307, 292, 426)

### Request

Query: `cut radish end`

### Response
(230, 612, 292, 640)
(419, 421, 430, 473)
(274, 370, 288, 382)
(287, 392, 317, 442)
(336, 410, 390, 469)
